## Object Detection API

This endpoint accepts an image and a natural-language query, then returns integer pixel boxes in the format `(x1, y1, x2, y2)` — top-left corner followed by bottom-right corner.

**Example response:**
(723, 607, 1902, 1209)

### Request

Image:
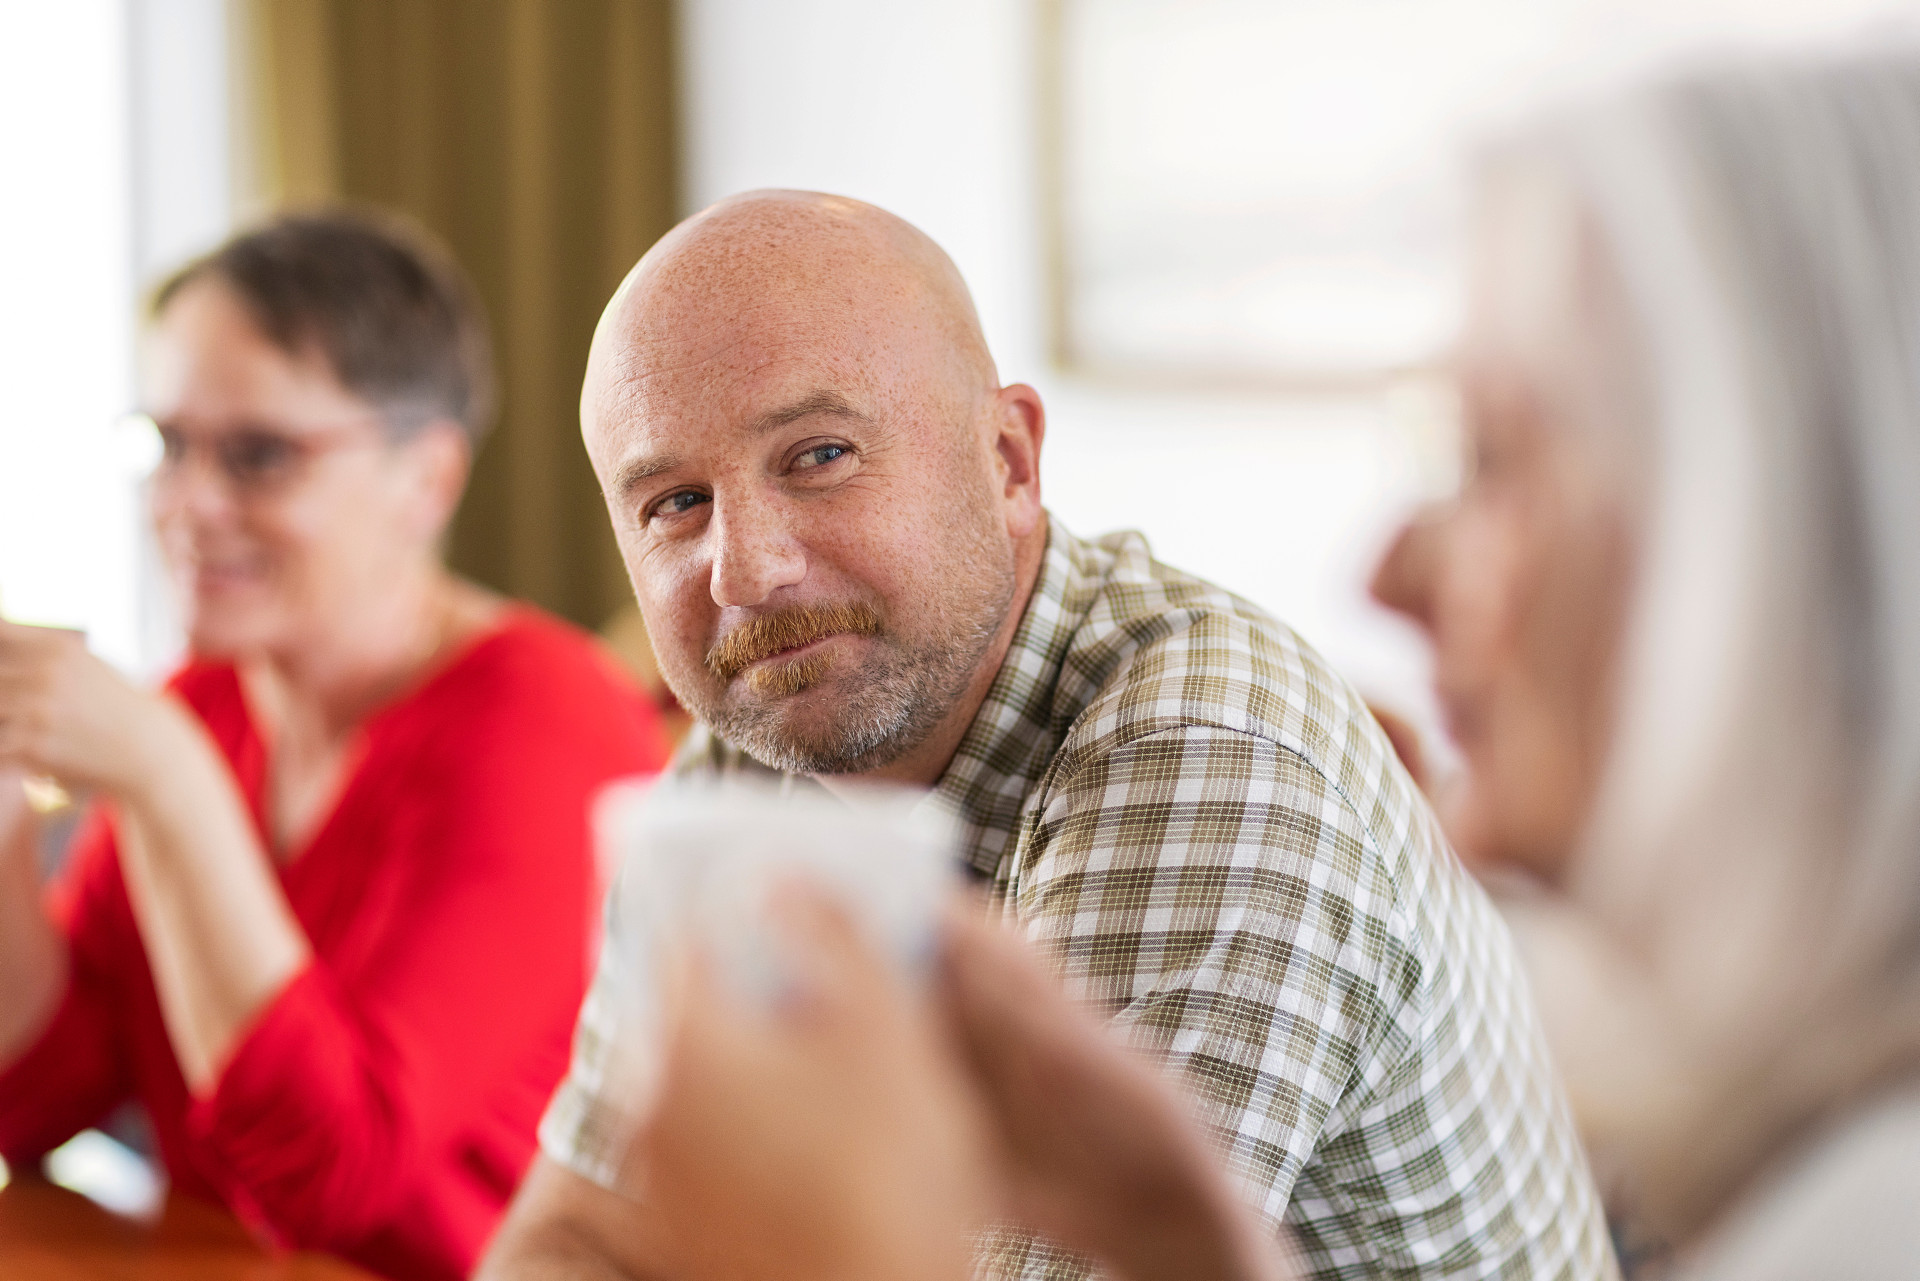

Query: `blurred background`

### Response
(2, 0, 1913, 756)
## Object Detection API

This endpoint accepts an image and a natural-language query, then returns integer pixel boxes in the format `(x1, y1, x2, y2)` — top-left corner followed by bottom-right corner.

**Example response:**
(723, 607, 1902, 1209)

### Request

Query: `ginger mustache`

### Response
(705, 602, 884, 697)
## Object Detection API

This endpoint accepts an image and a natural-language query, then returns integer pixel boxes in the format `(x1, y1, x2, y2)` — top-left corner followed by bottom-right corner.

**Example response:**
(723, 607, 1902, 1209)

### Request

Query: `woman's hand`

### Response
(0, 767, 68, 1063)
(0, 621, 185, 797)
(938, 907, 1297, 1281)
(0, 620, 308, 1093)
(638, 881, 997, 1281)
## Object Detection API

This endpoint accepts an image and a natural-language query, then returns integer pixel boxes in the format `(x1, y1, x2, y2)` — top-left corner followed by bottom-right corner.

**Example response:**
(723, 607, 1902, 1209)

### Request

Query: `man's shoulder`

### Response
(1054, 530, 1388, 809)
(1036, 528, 1465, 964)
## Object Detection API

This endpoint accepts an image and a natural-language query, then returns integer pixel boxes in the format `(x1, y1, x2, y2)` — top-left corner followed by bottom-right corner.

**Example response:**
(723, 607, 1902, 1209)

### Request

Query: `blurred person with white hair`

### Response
(1372, 48, 1920, 1279)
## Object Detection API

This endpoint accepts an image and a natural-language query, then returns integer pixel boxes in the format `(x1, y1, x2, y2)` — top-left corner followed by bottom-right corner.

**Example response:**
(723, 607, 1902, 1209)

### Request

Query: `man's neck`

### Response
(817, 516, 1050, 798)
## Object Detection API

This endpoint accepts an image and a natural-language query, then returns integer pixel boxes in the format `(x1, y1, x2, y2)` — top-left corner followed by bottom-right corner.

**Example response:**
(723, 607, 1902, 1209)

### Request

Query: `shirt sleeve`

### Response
(182, 697, 609, 1250)
(0, 810, 135, 1168)
(986, 724, 1612, 1281)
(537, 885, 646, 1197)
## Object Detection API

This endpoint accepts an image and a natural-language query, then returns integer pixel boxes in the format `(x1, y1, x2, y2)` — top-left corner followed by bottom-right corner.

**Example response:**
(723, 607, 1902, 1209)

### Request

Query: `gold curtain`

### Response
(237, 0, 678, 630)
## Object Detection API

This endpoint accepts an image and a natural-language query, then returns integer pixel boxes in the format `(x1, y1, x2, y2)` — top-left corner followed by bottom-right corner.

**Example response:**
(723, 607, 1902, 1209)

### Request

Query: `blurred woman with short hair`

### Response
(0, 211, 669, 1280)
(1373, 50, 1920, 1277)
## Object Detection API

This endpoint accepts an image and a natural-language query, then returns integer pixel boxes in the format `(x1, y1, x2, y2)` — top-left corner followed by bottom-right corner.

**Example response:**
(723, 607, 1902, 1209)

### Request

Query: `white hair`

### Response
(1485, 50, 1920, 1242)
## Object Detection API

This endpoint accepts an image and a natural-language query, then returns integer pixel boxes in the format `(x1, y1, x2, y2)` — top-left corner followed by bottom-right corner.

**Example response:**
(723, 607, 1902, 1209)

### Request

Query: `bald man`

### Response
(480, 193, 1613, 1280)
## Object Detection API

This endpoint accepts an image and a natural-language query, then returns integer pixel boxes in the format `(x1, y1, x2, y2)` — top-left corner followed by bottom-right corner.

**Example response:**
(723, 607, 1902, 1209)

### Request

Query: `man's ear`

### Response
(404, 419, 474, 539)
(992, 383, 1045, 539)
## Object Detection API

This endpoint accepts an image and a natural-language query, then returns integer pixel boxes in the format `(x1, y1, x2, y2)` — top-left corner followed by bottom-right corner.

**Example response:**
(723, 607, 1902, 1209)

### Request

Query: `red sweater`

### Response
(0, 609, 669, 1280)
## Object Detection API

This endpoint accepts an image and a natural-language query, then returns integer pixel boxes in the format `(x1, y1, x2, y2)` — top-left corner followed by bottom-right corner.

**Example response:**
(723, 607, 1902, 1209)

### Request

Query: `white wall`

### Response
(130, 0, 235, 283)
(677, 0, 1445, 724)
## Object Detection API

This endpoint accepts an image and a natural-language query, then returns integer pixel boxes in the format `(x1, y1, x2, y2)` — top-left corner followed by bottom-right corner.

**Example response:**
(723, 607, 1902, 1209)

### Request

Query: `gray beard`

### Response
(701, 564, 1014, 776)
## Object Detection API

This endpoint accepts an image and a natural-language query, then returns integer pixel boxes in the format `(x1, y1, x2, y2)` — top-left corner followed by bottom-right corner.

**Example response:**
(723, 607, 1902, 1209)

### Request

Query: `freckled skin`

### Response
(581, 191, 1049, 784)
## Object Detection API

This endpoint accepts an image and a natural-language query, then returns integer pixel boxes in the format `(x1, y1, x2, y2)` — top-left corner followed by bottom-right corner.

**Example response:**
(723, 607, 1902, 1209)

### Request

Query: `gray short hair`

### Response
(154, 207, 496, 443)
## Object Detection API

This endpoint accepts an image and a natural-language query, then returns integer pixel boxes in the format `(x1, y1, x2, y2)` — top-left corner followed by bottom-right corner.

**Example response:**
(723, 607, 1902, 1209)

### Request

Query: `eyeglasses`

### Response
(150, 419, 384, 498)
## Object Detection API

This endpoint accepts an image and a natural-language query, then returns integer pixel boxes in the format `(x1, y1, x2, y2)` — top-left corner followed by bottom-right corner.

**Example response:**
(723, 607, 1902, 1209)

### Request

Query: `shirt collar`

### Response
(926, 517, 1100, 879)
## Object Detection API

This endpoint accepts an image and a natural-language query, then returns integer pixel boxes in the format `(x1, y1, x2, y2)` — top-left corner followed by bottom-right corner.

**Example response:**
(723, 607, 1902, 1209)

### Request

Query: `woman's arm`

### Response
(0, 769, 65, 1064)
(158, 664, 617, 1249)
(113, 708, 310, 1090)
(0, 621, 309, 1092)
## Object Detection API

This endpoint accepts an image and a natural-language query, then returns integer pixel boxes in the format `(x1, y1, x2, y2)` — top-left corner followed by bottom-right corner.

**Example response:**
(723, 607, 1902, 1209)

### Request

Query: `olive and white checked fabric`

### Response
(540, 520, 1616, 1280)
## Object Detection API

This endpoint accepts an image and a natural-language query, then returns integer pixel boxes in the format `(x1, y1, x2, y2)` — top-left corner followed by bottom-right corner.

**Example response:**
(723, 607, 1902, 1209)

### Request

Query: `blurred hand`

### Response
(1366, 700, 1432, 795)
(0, 767, 28, 853)
(939, 907, 1296, 1281)
(638, 881, 997, 1281)
(0, 620, 182, 796)
(0, 767, 69, 1062)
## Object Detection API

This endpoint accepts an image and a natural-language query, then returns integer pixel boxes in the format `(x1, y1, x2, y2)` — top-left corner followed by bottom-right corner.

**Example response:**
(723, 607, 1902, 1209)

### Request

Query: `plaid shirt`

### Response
(541, 520, 1616, 1280)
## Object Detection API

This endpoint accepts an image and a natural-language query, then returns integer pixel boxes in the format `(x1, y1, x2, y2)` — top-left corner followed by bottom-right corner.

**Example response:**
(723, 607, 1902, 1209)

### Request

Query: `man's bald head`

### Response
(584, 191, 996, 438)
(580, 191, 1045, 781)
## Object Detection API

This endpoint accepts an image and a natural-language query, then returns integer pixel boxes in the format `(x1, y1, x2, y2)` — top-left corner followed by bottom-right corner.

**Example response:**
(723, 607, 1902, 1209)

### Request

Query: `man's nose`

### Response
(707, 502, 808, 609)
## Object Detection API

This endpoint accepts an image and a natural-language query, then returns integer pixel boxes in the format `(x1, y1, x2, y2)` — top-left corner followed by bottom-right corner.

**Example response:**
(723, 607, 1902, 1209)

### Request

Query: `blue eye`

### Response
(795, 444, 847, 470)
(650, 490, 710, 521)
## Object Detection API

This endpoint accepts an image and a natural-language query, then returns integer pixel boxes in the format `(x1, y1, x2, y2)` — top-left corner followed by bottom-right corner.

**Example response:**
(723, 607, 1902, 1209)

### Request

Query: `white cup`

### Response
(589, 773, 958, 1132)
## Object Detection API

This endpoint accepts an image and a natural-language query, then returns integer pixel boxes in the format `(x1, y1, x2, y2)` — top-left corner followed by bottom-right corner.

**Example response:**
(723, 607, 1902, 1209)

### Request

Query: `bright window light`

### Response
(0, 3, 147, 672)
(45, 1128, 165, 1219)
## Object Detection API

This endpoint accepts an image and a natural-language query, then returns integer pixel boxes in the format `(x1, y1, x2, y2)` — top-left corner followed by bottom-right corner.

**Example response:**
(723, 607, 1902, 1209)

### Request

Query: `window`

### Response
(0, 4, 143, 668)
(0, 0, 231, 676)
(1048, 0, 1916, 384)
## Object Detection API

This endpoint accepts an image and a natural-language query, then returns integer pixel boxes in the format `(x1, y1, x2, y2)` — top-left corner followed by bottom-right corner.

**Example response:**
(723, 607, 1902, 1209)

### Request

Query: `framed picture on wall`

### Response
(1040, 0, 1912, 389)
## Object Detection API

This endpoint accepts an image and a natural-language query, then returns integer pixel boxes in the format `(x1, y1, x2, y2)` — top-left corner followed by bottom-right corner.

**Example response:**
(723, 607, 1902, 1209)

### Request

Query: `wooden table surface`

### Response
(0, 1177, 377, 1279)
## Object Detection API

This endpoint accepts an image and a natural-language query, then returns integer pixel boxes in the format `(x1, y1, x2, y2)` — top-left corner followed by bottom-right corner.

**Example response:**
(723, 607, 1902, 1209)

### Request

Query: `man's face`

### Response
(585, 277, 1016, 775)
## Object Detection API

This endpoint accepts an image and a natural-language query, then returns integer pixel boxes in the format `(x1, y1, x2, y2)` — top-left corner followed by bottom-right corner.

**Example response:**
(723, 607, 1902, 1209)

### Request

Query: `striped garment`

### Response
(541, 519, 1617, 1280)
